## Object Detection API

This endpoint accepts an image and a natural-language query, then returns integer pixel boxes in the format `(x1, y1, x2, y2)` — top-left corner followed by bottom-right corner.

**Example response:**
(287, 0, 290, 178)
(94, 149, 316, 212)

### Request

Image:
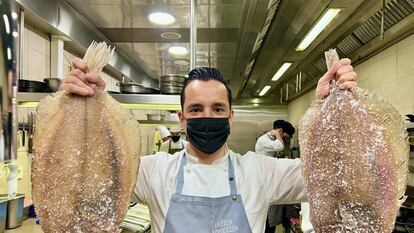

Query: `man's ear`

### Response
(178, 111, 186, 133)
(229, 109, 234, 128)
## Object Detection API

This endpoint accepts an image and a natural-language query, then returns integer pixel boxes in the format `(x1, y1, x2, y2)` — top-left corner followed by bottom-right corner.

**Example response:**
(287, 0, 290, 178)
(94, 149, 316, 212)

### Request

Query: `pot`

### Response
(117, 82, 147, 94)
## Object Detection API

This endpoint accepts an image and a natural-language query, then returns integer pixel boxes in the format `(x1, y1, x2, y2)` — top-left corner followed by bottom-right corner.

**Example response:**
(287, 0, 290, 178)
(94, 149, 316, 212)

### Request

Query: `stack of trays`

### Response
(160, 75, 185, 94)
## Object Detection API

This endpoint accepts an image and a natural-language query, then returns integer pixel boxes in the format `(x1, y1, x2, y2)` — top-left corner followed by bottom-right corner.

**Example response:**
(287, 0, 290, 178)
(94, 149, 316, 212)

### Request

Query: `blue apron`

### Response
(163, 153, 253, 233)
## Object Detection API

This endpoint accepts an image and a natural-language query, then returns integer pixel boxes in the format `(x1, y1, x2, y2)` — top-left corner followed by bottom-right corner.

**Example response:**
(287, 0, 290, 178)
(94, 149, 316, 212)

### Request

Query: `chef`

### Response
(159, 126, 188, 154)
(61, 57, 357, 233)
(255, 120, 296, 233)
(255, 120, 295, 157)
(158, 126, 171, 143)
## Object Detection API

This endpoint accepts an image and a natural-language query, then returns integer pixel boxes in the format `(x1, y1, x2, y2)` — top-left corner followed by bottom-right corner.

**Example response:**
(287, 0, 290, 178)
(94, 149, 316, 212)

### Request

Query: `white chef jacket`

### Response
(159, 139, 188, 153)
(255, 133, 285, 157)
(134, 146, 307, 233)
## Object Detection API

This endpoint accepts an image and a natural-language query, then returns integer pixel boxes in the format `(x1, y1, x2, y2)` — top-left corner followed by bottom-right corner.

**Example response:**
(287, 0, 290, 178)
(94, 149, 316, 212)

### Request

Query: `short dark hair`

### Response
(180, 67, 232, 110)
(273, 120, 295, 137)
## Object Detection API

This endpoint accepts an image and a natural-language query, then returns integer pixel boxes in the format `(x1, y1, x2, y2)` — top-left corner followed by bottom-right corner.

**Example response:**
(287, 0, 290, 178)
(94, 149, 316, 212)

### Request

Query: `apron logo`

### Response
(212, 218, 239, 233)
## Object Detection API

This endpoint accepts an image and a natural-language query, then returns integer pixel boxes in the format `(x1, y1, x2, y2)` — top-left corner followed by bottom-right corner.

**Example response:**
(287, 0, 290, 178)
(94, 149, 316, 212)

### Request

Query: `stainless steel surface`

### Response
(17, 92, 181, 105)
(14, 0, 414, 104)
(0, 0, 19, 162)
(160, 75, 186, 83)
(146, 114, 164, 121)
(0, 198, 7, 233)
(0, 194, 25, 229)
(117, 82, 147, 94)
(43, 78, 61, 92)
(16, 0, 158, 88)
(65, 0, 248, 83)
(190, 0, 197, 70)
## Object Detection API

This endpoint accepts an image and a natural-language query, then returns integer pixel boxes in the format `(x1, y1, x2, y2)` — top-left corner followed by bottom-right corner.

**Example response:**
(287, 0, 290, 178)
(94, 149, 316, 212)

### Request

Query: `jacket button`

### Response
(229, 177, 234, 181)
(232, 196, 237, 201)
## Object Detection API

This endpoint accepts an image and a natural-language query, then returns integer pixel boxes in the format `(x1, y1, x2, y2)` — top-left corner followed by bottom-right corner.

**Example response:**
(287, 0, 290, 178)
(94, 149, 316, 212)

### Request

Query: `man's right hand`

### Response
(270, 129, 283, 141)
(60, 58, 106, 96)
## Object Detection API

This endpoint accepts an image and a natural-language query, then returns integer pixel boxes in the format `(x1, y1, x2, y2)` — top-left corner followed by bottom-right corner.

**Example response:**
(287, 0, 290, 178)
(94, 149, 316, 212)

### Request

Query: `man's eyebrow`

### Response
(187, 103, 203, 109)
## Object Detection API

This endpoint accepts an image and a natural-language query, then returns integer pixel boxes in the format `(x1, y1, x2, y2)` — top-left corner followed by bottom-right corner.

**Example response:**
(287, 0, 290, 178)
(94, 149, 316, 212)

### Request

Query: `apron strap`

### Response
(175, 153, 238, 196)
(175, 152, 187, 194)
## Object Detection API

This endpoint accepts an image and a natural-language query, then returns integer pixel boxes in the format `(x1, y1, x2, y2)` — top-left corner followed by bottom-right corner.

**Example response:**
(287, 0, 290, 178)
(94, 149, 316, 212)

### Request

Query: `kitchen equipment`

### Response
(28, 112, 34, 154)
(160, 75, 186, 94)
(44, 78, 61, 92)
(0, 0, 19, 162)
(0, 197, 8, 233)
(117, 82, 147, 94)
(7, 164, 18, 198)
(0, 194, 25, 229)
(18, 79, 49, 92)
(146, 114, 164, 121)
(143, 87, 160, 94)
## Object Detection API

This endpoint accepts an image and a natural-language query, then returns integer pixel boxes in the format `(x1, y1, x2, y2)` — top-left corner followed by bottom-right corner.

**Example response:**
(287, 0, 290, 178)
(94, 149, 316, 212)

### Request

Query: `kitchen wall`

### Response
(288, 33, 414, 186)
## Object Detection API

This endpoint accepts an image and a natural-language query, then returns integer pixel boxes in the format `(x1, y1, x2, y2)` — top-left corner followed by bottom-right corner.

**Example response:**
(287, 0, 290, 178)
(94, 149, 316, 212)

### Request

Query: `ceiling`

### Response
(62, 0, 414, 104)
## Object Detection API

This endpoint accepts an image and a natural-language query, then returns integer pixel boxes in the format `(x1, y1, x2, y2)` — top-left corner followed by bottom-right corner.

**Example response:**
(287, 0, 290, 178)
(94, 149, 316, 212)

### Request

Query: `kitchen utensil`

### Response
(146, 114, 164, 121)
(117, 82, 147, 94)
(44, 78, 61, 92)
(18, 79, 49, 92)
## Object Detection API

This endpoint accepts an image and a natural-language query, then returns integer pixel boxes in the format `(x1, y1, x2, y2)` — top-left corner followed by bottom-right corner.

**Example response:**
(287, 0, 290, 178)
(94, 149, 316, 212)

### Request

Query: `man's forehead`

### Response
(184, 80, 229, 104)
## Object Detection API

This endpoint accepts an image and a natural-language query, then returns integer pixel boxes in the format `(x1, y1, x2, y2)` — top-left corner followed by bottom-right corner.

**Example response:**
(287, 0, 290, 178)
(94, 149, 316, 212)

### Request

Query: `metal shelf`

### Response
(17, 92, 181, 110)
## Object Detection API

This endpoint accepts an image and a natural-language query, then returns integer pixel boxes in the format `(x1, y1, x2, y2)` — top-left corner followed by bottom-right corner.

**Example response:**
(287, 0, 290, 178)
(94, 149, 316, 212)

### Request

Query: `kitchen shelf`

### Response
(17, 92, 181, 110)
(138, 120, 180, 127)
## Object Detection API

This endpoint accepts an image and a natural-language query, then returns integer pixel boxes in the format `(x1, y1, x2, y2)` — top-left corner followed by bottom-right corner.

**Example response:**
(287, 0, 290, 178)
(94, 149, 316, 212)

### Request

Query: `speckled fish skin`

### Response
(32, 91, 141, 233)
(299, 86, 408, 233)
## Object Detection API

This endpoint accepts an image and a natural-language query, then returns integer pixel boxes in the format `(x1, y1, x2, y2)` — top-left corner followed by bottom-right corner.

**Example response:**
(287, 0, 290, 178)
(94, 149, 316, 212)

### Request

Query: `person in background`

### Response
(255, 120, 295, 157)
(160, 126, 188, 154)
(158, 126, 171, 143)
(255, 120, 296, 233)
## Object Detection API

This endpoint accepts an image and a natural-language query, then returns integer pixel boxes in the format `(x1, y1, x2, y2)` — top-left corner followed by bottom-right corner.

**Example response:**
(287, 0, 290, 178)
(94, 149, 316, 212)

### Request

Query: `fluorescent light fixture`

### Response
(7, 47, 12, 60)
(296, 9, 341, 51)
(259, 85, 271, 96)
(271, 63, 292, 81)
(148, 12, 175, 25)
(3, 14, 10, 34)
(168, 46, 188, 55)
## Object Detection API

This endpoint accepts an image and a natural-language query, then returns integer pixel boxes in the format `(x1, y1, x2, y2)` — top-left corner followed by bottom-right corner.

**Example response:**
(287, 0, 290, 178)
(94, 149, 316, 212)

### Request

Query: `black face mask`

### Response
(171, 135, 180, 142)
(185, 117, 230, 154)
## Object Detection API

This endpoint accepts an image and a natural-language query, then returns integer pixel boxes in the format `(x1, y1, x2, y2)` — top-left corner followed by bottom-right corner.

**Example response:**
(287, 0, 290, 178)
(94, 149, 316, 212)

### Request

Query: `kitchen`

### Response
(1, 0, 414, 232)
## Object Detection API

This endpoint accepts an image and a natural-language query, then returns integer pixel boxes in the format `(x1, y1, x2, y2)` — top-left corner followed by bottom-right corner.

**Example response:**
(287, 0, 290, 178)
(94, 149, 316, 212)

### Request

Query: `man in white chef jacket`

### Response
(61, 57, 357, 233)
(159, 126, 188, 154)
(255, 120, 295, 158)
(255, 120, 296, 233)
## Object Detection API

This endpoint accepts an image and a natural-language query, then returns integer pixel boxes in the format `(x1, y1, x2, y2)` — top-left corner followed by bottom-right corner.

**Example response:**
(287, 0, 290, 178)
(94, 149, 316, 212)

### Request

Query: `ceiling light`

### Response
(259, 85, 271, 96)
(271, 63, 292, 81)
(161, 32, 182, 40)
(296, 9, 341, 51)
(174, 59, 189, 66)
(3, 14, 10, 34)
(148, 12, 175, 25)
(168, 46, 188, 55)
(11, 12, 17, 20)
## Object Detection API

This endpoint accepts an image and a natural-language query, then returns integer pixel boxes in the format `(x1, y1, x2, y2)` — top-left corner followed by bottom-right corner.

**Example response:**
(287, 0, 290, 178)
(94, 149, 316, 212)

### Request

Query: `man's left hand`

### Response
(315, 58, 358, 100)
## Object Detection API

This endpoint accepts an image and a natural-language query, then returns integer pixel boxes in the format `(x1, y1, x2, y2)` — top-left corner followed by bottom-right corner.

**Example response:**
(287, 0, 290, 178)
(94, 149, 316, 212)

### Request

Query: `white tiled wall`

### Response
(288, 33, 414, 126)
(23, 26, 120, 91)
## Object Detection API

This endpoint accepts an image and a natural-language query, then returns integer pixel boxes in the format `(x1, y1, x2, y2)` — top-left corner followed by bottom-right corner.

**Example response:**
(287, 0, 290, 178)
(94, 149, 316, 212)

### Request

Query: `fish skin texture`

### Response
(299, 86, 408, 233)
(32, 91, 141, 233)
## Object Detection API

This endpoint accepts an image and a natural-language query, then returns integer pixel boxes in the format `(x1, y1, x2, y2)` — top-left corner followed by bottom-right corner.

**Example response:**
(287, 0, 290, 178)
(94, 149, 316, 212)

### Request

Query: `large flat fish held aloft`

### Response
(32, 42, 141, 233)
(299, 49, 408, 233)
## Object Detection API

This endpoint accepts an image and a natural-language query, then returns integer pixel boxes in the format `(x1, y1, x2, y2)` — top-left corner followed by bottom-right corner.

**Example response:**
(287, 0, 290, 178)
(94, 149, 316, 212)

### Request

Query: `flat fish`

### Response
(32, 42, 141, 233)
(298, 49, 408, 233)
